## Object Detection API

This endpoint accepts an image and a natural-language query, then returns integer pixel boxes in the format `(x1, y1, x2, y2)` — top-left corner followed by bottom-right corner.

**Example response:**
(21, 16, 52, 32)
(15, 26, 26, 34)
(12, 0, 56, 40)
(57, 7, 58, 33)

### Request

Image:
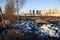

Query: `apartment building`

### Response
(42, 8, 60, 16)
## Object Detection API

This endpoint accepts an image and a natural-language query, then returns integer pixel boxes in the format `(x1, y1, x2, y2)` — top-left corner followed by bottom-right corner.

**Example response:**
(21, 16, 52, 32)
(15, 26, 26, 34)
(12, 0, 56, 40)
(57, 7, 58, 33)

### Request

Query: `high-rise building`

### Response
(36, 10, 38, 14)
(29, 10, 32, 16)
(33, 10, 35, 16)
(42, 8, 60, 16)
(36, 10, 41, 14)
(39, 10, 41, 14)
(30, 10, 31, 14)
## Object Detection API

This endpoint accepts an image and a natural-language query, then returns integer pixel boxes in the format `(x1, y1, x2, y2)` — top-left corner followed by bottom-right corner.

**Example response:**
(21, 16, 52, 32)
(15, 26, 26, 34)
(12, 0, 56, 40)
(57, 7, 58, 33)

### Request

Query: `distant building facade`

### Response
(20, 8, 60, 16)
(42, 9, 60, 16)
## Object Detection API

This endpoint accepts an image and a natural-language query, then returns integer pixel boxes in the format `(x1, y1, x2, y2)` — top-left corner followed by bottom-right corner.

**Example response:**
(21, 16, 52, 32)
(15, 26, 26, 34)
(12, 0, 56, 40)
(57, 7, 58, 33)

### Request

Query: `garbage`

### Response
(0, 20, 60, 40)
(13, 20, 60, 38)
(2, 30, 9, 36)
(40, 24, 60, 38)
(38, 33, 48, 38)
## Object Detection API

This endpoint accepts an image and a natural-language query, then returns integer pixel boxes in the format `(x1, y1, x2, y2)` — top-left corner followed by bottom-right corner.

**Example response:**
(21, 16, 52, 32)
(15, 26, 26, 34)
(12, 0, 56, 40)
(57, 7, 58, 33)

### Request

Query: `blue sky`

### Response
(0, 0, 60, 13)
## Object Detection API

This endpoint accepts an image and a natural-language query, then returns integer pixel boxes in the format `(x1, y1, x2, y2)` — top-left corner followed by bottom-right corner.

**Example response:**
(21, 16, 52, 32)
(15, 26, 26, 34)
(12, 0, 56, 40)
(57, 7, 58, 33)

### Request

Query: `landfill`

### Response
(0, 20, 60, 40)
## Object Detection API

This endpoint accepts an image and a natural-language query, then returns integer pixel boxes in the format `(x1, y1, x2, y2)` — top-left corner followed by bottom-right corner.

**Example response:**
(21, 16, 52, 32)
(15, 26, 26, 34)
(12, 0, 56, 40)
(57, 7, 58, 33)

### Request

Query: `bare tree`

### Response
(15, 0, 26, 15)
(4, 0, 26, 21)
(5, 0, 18, 22)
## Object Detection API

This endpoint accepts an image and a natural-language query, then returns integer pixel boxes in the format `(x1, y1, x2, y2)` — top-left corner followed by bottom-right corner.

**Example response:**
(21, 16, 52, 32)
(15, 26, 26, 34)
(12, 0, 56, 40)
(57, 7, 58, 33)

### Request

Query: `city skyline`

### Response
(0, 0, 60, 13)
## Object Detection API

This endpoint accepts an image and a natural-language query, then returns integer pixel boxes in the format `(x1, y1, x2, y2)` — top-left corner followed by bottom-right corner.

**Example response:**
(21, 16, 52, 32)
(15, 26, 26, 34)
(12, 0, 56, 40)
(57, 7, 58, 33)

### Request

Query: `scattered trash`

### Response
(0, 20, 60, 40)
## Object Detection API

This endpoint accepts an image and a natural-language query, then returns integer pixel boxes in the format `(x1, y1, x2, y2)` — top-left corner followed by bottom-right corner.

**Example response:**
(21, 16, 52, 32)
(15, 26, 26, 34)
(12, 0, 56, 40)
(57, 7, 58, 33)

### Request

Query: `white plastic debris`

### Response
(40, 24, 60, 38)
